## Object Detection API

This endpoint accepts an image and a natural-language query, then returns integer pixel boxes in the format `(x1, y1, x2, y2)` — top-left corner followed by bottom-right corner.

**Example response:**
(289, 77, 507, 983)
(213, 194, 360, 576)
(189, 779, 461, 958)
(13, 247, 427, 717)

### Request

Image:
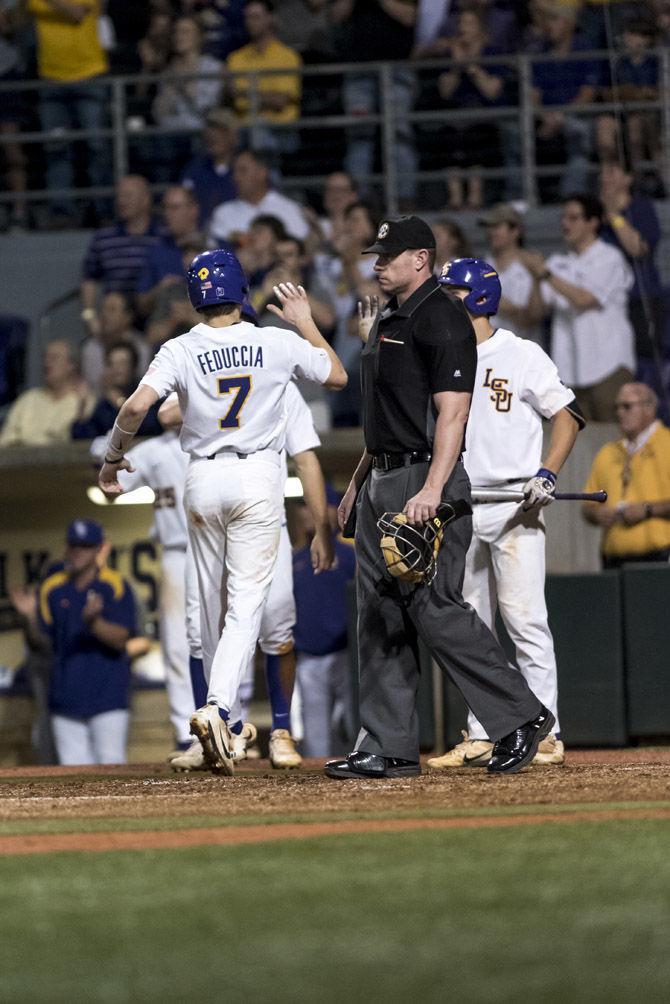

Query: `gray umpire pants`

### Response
(354, 459, 542, 761)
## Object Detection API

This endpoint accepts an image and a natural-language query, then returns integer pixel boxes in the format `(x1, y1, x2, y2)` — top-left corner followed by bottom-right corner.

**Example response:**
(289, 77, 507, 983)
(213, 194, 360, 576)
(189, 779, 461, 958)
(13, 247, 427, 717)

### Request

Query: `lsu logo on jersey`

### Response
(483, 368, 513, 413)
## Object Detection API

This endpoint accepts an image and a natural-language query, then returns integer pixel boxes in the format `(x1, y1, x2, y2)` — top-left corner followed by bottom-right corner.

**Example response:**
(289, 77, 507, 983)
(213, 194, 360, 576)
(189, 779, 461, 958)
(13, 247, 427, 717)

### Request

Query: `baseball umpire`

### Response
(327, 216, 553, 780)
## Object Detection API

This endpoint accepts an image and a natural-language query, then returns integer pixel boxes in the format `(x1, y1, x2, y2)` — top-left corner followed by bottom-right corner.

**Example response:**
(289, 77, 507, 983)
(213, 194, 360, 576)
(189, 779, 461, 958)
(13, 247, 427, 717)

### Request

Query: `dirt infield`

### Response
(0, 747, 668, 855)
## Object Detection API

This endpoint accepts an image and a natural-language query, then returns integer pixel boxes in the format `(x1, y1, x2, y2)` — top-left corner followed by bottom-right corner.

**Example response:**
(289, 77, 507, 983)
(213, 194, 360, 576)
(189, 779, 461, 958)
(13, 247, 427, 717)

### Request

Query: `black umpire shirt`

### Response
(361, 276, 477, 455)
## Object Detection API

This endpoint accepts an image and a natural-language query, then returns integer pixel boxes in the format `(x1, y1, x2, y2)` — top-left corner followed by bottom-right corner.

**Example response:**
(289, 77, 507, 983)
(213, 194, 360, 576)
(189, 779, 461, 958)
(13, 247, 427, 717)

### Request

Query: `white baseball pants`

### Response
(296, 650, 352, 757)
(51, 710, 130, 765)
(185, 518, 295, 723)
(184, 452, 283, 716)
(463, 500, 560, 738)
(160, 547, 196, 744)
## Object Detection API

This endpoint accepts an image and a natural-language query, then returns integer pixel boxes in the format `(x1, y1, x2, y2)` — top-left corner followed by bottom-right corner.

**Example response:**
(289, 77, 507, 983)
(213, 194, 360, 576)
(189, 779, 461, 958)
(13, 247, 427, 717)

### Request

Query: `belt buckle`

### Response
(376, 454, 389, 472)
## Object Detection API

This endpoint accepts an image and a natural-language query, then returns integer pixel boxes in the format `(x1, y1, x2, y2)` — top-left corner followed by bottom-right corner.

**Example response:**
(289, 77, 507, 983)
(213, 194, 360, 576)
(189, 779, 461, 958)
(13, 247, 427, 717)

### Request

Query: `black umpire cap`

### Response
(363, 215, 437, 255)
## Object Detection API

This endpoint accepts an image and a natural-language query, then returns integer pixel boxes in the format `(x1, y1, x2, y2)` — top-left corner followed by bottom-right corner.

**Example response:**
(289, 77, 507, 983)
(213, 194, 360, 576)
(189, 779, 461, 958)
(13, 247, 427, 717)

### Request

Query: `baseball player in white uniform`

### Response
(98, 249, 347, 776)
(430, 258, 584, 768)
(115, 430, 193, 749)
(167, 380, 329, 772)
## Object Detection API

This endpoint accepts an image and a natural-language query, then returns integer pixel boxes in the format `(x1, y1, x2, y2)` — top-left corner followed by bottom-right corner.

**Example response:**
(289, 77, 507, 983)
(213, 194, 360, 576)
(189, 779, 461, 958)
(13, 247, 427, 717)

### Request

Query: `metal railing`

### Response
(0, 48, 668, 218)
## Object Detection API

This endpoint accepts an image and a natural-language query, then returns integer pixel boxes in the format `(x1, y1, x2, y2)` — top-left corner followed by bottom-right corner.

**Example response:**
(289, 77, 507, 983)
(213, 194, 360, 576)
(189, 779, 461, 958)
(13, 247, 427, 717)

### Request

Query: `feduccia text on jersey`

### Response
(196, 345, 264, 375)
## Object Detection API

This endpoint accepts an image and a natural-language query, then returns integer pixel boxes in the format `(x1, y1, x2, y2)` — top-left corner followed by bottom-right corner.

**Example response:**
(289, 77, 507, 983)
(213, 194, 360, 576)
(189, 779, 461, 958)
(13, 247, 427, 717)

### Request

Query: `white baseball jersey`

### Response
(490, 258, 543, 345)
(464, 327, 575, 486)
(117, 431, 189, 549)
(280, 381, 321, 517)
(542, 238, 635, 387)
(140, 320, 331, 458)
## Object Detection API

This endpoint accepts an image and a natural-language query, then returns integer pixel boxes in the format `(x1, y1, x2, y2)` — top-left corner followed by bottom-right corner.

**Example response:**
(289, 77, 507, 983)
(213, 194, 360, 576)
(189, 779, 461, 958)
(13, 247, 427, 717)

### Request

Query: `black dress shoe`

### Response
(324, 750, 421, 780)
(487, 706, 556, 775)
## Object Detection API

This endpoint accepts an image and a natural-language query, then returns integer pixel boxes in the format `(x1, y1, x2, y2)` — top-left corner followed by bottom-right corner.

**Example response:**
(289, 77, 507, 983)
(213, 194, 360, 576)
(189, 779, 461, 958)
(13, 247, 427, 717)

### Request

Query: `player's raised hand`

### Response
(99, 457, 136, 496)
(357, 295, 379, 343)
(267, 282, 313, 327)
(9, 586, 37, 619)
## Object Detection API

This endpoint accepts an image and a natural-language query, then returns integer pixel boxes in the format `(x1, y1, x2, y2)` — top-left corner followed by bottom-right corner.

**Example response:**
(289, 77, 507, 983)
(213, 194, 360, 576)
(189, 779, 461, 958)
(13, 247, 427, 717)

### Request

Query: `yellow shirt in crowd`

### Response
(584, 424, 670, 557)
(28, 0, 108, 82)
(0, 388, 95, 448)
(227, 39, 302, 124)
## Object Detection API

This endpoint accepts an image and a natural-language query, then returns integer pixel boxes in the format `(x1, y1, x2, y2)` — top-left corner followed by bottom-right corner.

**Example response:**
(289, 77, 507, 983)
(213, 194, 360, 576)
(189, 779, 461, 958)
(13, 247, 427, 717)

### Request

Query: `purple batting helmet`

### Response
(438, 257, 502, 316)
(187, 249, 249, 312)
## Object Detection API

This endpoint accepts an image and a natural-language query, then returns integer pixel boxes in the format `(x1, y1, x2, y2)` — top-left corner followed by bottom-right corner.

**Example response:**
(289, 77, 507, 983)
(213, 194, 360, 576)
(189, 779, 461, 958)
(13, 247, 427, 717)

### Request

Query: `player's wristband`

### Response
(610, 213, 626, 230)
(106, 419, 136, 462)
(644, 502, 654, 519)
(540, 269, 551, 281)
(103, 455, 124, 466)
(536, 467, 557, 484)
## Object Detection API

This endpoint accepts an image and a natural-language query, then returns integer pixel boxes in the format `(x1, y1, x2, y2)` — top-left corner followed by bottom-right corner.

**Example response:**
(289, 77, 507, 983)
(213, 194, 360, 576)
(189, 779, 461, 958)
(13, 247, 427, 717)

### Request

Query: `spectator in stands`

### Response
(180, 107, 239, 229)
(0, 2, 28, 230)
(0, 312, 29, 409)
(437, 8, 511, 211)
(273, 0, 334, 62)
(315, 200, 377, 426)
(414, 0, 518, 57)
(478, 202, 545, 345)
(595, 17, 660, 186)
(237, 213, 287, 299)
(151, 14, 223, 181)
(329, 0, 418, 208)
(293, 485, 356, 757)
(0, 339, 95, 447)
(81, 291, 151, 394)
(598, 159, 663, 361)
(226, 0, 302, 162)
(104, 1, 151, 74)
(136, 186, 201, 319)
(532, 4, 603, 202)
(524, 193, 636, 421)
(27, 0, 109, 226)
(180, 0, 248, 61)
(208, 148, 309, 246)
(253, 233, 336, 332)
(71, 342, 162, 440)
(80, 174, 165, 340)
(9, 519, 137, 765)
(582, 383, 670, 567)
(146, 233, 203, 350)
(304, 171, 359, 254)
(432, 216, 471, 270)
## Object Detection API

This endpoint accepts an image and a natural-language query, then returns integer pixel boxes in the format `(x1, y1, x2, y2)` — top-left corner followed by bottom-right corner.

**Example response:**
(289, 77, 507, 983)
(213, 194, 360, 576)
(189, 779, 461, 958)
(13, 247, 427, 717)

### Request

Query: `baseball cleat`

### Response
(426, 731, 493, 769)
(487, 705, 555, 774)
(269, 728, 302, 769)
(533, 734, 565, 765)
(189, 704, 235, 776)
(229, 722, 258, 762)
(168, 740, 207, 772)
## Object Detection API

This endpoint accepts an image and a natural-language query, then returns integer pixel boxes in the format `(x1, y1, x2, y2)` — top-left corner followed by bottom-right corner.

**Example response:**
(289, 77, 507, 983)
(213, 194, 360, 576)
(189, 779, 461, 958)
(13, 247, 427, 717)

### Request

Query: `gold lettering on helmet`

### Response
(198, 267, 210, 280)
(482, 368, 513, 413)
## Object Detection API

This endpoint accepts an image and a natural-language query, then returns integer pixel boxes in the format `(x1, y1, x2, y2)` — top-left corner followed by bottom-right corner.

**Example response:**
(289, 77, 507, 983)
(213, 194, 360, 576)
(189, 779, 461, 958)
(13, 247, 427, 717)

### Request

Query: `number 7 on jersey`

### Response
(217, 375, 251, 429)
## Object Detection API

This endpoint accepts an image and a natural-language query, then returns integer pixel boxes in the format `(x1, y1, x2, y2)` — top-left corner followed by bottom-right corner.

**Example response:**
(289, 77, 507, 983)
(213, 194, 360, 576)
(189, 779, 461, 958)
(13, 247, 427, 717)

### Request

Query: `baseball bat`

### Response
(471, 488, 608, 503)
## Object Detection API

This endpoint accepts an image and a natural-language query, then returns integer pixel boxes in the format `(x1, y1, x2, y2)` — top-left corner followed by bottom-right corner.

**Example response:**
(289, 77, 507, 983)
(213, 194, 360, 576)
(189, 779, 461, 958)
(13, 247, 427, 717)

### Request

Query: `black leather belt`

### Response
(371, 450, 432, 472)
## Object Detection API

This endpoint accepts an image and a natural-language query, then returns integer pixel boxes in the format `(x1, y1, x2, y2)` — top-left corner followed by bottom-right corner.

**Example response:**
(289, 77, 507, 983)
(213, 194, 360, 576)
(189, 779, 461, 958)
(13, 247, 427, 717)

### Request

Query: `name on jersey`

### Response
(483, 367, 513, 412)
(197, 345, 264, 376)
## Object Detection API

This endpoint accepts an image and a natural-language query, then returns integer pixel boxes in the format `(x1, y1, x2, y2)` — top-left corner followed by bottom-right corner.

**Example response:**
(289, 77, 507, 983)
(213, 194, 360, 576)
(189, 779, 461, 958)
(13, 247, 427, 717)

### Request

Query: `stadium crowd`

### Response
(0, 0, 669, 766)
